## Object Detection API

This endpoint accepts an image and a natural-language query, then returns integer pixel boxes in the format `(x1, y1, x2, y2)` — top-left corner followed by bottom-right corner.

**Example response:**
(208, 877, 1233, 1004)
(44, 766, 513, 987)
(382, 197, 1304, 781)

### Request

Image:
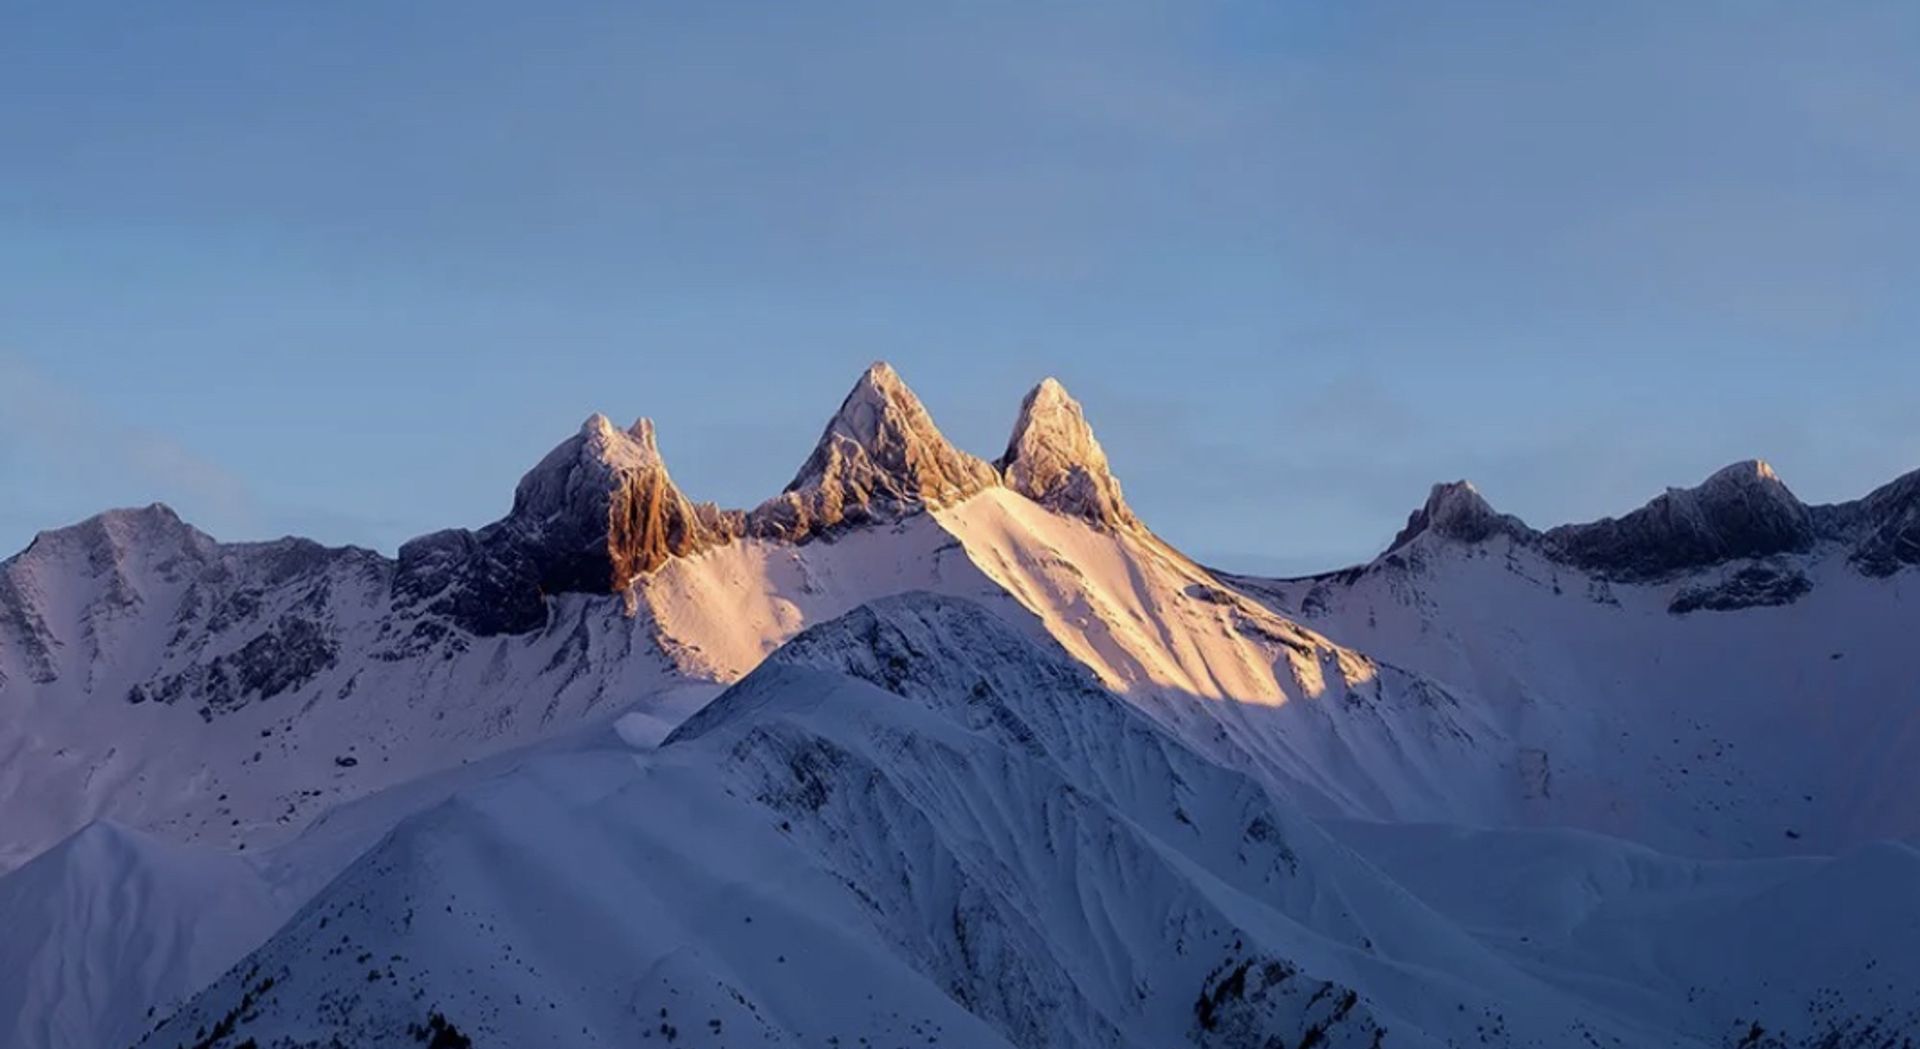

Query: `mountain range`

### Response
(1, 363, 1915, 1049)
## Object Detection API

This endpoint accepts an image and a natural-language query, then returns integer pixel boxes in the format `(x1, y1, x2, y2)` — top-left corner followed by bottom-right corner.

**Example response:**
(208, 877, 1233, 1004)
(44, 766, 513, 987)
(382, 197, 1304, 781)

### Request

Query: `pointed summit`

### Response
(997, 378, 1136, 529)
(1388, 480, 1526, 551)
(750, 362, 999, 540)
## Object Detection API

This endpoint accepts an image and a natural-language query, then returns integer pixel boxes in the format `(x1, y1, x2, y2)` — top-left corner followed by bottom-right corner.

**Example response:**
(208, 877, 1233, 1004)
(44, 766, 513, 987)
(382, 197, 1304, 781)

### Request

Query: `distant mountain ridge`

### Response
(1387, 457, 1920, 583)
(4, 362, 1919, 1049)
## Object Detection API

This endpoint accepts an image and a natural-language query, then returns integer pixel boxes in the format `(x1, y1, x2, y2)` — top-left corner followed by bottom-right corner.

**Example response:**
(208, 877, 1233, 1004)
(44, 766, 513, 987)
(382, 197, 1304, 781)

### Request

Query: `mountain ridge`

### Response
(1375, 457, 1920, 584)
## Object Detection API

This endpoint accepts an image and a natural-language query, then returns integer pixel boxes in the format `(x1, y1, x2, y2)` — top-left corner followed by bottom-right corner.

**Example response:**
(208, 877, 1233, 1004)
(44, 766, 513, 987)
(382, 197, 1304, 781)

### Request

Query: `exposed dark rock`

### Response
(1827, 468, 1920, 577)
(140, 613, 340, 716)
(1669, 564, 1814, 615)
(1544, 461, 1815, 581)
(395, 415, 739, 636)
(1380, 461, 1914, 585)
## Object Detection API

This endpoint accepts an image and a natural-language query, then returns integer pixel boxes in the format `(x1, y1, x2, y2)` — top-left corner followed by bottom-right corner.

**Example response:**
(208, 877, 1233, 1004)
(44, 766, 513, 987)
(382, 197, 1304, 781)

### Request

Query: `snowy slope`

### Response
(1228, 464, 1920, 857)
(138, 596, 1920, 1048)
(0, 823, 280, 1049)
(0, 503, 711, 872)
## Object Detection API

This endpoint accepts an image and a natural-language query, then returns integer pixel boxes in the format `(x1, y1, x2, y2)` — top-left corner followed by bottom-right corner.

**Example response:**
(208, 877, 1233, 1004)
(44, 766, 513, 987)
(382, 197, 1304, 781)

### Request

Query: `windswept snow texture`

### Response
(3, 362, 1918, 1048)
(134, 597, 1920, 1049)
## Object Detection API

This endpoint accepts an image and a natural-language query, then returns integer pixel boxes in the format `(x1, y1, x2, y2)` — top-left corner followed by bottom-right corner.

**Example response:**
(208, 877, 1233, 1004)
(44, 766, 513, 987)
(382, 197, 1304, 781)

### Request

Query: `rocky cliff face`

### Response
(396, 415, 738, 635)
(1827, 467, 1920, 577)
(1387, 481, 1526, 552)
(749, 362, 1002, 541)
(1542, 460, 1815, 581)
(996, 378, 1137, 530)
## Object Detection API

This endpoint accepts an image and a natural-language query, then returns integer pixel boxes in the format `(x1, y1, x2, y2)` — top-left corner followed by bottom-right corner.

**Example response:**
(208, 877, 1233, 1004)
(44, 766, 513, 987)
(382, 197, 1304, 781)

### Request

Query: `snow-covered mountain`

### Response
(0, 363, 1490, 873)
(129, 596, 1920, 1049)
(1226, 460, 1920, 858)
(2, 362, 1916, 1048)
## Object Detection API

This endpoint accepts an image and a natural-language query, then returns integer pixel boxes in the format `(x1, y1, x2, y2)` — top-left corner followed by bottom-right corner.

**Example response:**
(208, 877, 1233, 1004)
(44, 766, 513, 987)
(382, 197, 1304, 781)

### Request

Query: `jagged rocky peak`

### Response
(396, 413, 739, 636)
(1835, 466, 1920, 577)
(1388, 480, 1528, 551)
(997, 377, 1136, 529)
(502, 412, 738, 590)
(749, 362, 1000, 540)
(1545, 458, 1814, 581)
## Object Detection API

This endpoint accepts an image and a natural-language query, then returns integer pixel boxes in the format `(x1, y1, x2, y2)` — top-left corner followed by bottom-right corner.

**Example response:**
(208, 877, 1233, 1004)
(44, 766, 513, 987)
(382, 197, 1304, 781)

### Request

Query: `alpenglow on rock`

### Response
(513, 414, 738, 589)
(396, 414, 738, 634)
(750, 362, 1001, 541)
(996, 378, 1137, 529)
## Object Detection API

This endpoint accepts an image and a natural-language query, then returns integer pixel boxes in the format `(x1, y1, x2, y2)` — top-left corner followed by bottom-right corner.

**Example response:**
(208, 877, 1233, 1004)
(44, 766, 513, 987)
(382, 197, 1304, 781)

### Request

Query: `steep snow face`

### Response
(141, 597, 1920, 1049)
(750, 362, 1001, 541)
(629, 513, 1016, 685)
(996, 377, 1136, 529)
(934, 489, 1515, 825)
(1233, 526, 1920, 857)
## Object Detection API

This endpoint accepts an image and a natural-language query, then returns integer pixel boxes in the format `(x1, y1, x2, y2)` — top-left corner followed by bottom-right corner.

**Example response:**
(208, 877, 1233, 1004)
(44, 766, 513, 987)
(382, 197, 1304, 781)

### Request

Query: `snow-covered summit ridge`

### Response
(997, 377, 1137, 529)
(1386, 457, 1920, 581)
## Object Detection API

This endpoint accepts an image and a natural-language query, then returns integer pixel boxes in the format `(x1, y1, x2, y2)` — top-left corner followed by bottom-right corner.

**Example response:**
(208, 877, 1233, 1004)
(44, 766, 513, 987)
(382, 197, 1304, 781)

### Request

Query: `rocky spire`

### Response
(1387, 480, 1526, 551)
(749, 362, 1000, 540)
(397, 414, 738, 635)
(996, 378, 1136, 529)
(506, 413, 738, 590)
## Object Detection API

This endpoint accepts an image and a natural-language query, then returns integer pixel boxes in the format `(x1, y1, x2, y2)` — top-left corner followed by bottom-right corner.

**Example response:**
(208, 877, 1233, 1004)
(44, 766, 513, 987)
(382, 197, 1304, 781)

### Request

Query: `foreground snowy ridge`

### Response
(1, 362, 1917, 1048)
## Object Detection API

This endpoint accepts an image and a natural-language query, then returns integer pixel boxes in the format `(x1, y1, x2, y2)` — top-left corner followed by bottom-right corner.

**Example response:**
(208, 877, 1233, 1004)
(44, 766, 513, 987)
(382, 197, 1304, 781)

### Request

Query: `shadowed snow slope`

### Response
(1230, 494, 1920, 858)
(140, 596, 1920, 1049)
(0, 822, 281, 1049)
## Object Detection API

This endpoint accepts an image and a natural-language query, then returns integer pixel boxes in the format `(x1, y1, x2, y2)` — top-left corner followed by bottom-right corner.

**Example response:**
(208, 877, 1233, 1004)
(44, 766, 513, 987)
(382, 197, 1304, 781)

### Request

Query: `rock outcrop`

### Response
(749, 362, 1000, 541)
(1542, 460, 1814, 581)
(997, 378, 1137, 529)
(1387, 481, 1526, 552)
(397, 415, 737, 635)
(1824, 467, 1920, 577)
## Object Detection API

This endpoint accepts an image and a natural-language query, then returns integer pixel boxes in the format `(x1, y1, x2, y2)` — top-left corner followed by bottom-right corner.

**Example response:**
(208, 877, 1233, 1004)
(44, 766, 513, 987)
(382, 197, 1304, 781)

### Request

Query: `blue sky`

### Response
(4, 2, 1917, 573)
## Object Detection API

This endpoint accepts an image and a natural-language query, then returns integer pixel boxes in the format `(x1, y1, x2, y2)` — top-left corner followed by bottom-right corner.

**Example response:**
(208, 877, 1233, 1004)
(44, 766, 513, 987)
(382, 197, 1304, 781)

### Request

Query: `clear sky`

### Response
(4, 3, 1917, 573)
